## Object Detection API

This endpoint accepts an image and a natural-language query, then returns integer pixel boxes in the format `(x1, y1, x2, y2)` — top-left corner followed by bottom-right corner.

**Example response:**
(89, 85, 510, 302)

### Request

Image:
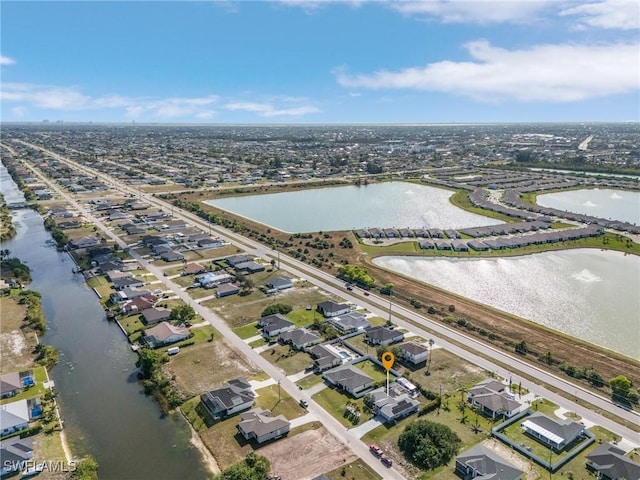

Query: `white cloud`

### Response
(560, 0, 640, 30)
(276, 0, 363, 12)
(224, 101, 320, 116)
(335, 40, 640, 102)
(389, 0, 557, 24)
(0, 55, 16, 65)
(11, 106, 27, 117)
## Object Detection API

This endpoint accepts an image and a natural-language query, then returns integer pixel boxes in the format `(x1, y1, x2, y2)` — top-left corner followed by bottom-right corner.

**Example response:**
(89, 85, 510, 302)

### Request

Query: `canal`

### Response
(0, 165, 208, 480)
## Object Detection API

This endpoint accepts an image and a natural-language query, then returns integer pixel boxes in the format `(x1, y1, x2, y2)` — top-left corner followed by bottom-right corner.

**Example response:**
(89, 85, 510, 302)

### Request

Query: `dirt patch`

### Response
(0, 331, 36, 373)
(485, 438, 538, 479)
(165, 338, 261, 398)
(260, 428, 357, 480)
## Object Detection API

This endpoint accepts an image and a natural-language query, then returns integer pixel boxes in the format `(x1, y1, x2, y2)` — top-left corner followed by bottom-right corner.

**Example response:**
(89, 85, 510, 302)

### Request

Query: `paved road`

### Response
(10, 142, 407, 479)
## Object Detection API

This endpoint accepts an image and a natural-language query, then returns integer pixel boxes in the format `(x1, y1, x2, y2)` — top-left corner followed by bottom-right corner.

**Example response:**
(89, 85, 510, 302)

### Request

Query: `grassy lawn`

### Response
(254, 384, 307, 420)
(233, 322, 260, 339)
(0, 296, 27, 333)
(296, 374, 324, 390)
(165, 325, 218, 350)
(172, 275, 196, 288)
(165, 340, 261, 398)
(85, 275, 115, 299)
(324, 459, 383, 480)
(0, 366, 48, 405)
(354, 360, 390, 384)
(344, 334, 374, 355)
(261, 345, 313, 375)
(285, 308, 318, 328)
(119, 314, 144, 336)
(249, 338, 267, 348)
(312, 387, 372, 428)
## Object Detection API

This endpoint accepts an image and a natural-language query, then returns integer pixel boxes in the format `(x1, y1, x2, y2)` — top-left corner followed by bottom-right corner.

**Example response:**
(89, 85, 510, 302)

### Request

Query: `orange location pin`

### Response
(381, 352, 395, 371)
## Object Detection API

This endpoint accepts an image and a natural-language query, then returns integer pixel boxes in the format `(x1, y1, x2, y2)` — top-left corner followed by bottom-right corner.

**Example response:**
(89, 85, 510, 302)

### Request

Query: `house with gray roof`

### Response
(279, 328, 321, 350)
(200, 378, 255, 420)
(398, 342, 429, 366)
(468, 379, 521, 420)
(327, 312, 371, 333)
(323, 365, 374, 397)
(455, 444, 523, 480)
(367, 387, 420, 424)
(216, 283, 240, 298)
(265, 277, 294, 293)
(521, 412, 585, 451)
(0, 399, 31, 436)
(233, 260, 265, 274)
(317, 301, 351, 318)
(365, 326, 404, 346)
(141, 307, 172, 325)
(257, 313, 295, 338)
(586, 442, 640, 480)
(0, 437, 33, 476)
(0, 371, 32, 399)
(309, 344, 343, 372)
(225, 254, 254, 267)
(237, 408, 290, 444)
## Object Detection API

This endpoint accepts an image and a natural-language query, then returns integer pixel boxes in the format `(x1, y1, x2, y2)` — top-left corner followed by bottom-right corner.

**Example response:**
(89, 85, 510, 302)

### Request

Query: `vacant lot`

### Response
(261, 345, 313, 376)
(164, 338, 260, 398)
(0, 296, 38, 372)
(254, 384, 307, 420)
(323, 459, 382, 480)
(208, 283, 334, 328)
(261, 428, 357, 480)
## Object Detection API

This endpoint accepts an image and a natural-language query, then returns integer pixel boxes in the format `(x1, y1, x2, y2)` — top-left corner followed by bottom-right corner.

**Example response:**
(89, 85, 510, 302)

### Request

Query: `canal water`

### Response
(0, 166, 208, 480)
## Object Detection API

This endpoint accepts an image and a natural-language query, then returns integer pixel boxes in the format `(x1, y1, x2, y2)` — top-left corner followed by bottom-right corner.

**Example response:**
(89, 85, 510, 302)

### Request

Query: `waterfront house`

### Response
(0, 371, 34, 399)
(141, 307, 172, 325)
(122, 294, 158, 313)
(200, 378, 255, 420)
(323, 365, 374, 397)
(455, 444, 523, 480)
(586, 442, 640, 480)
(365, 326, 404, 346)
(0, 437, 33, 475)
(0, 399, 32, 436)
(112, 276, 145, 290)
(144, 322, 190, 347)
(112, 288, 152, 303)
(69, 236, 100, 249)
(521, 412, 584, 451)
(237, 408, 290, 444)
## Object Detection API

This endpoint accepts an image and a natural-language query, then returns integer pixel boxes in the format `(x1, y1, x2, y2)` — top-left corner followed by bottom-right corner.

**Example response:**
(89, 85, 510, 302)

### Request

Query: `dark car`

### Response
(380, 455, 393, 467)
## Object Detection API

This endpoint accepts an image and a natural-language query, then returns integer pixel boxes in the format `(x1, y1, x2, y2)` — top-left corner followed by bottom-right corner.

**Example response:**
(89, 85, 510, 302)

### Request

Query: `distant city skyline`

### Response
(1, 1, 639, 123)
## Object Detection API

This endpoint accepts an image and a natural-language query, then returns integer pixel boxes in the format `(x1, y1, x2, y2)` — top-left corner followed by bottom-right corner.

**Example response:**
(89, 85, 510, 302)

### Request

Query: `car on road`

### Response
(380, 455, 393, 467)
(369, 444, 383, 457)
(363, 291, 370, 296)
(299, 399, 308, 408)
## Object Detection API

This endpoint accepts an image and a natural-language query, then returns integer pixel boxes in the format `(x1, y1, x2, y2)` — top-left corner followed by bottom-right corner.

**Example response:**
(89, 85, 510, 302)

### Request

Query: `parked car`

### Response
(380, 455, 393, 467)
(369, 444, 383, 458)
(299, 399, 308, 408)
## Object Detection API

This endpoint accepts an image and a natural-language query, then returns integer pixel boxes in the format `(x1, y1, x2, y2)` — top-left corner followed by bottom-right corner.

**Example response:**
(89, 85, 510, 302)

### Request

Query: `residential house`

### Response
(327, 312, 371, 333)
(468, 379, 522, 420)
(279, 328, 321, 350)
(237, 408, 290, 444)
(197, 272, 233, 289)
(0, 371, 34, 399)
(112, 276, 145, 291)
(0, 399, 37, 436)
(141, 308, 172, 325)
(233, 260, 265, 274)
(160, 250, 184, 262)
(182, 262, 206, 276)
(367, 387, 420, 424)
(257, 314, 295, 338)
(521, 412, 585, 451)
(309, 344, 343, 372)
(265, 277, 294, 294)
(122, 294, 158, 314)
(111, 288, 152, 303)
(69, 236, 100, 249)
(225, 254, 254, 267)
(0, 437, 33, 475)
(200, 378, 255, 420)
(317, 301, 351, 318)
(455, 445, 524, 480)
(586, 442, 640, 480)
(323, 365, 374, 397)
(398, 342, 429, 366)
(365, 326, 404, 346)
(216, 283, 240, 298)
(144, 322, 190, 347)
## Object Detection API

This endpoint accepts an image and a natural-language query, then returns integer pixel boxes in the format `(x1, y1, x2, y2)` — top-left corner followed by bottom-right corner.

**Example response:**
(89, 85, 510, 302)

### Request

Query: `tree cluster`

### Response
(337, 264, 375, 288)
(214, 453, 270, 480)
(398, 420, 461, 470)
(261, 302, 292, 317)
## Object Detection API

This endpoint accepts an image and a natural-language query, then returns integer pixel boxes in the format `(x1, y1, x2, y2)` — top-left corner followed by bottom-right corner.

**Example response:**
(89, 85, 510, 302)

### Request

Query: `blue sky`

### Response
(1, 1, 639, 123)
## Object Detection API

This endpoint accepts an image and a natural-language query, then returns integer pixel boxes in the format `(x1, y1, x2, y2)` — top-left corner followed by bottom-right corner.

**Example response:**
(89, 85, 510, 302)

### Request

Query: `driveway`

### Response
(350, 416, 384, 438)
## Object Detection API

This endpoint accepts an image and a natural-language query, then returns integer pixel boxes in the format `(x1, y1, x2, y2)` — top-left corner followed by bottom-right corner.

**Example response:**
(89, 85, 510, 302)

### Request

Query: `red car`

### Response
(363, 291, 370, 296)
(369, 444, 383, 457)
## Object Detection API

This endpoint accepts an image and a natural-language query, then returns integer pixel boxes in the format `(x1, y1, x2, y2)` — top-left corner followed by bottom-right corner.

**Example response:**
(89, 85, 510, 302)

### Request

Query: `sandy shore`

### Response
(184, 413, 220, 476)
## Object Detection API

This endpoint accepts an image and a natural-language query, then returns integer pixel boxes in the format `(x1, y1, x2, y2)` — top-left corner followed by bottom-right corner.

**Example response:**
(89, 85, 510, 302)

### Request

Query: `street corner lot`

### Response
(164, 336, 261, 398)
(260, 427, 358, 480)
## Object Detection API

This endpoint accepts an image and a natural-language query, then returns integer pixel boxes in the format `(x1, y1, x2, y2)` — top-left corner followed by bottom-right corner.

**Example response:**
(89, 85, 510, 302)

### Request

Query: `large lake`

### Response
(374, 249, 640, 359)
(537, 188, 640, 225)
(206, 182, 503, 232)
